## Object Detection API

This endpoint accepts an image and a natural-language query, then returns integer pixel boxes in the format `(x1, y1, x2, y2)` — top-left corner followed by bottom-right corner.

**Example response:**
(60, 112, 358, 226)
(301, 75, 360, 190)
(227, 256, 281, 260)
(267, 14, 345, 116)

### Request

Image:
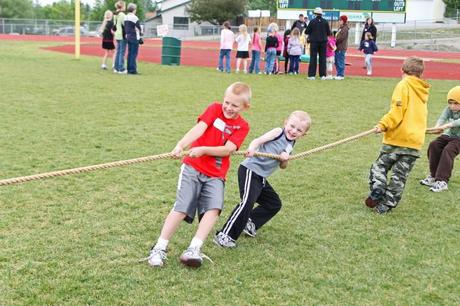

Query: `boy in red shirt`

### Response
(144, 82, 251, 268)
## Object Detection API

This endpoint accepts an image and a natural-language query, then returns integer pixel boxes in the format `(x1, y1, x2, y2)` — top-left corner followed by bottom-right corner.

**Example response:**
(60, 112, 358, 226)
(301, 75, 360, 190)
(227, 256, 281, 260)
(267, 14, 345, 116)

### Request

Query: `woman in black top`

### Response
(361, 17, 377, 42)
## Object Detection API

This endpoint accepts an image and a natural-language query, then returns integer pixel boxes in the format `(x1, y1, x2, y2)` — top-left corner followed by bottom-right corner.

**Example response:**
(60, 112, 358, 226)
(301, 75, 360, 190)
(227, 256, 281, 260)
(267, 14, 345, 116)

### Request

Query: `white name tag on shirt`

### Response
(285, 144, 293, 154)
(213, 118, 226, 132)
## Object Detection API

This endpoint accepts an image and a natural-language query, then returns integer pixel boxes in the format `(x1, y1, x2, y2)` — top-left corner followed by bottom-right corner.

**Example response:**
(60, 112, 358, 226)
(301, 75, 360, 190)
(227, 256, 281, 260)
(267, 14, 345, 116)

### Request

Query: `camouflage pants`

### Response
(368, 152, 417, 208)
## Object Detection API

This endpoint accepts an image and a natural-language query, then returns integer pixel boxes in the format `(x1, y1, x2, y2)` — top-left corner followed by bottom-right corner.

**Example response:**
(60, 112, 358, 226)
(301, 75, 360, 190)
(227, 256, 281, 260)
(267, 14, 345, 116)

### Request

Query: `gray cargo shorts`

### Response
(173, 164, 225, 223)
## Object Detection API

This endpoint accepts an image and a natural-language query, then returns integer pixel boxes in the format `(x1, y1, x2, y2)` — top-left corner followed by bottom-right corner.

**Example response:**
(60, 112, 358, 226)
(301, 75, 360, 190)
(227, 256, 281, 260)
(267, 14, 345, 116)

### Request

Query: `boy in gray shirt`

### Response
(215, 111, 311, 248)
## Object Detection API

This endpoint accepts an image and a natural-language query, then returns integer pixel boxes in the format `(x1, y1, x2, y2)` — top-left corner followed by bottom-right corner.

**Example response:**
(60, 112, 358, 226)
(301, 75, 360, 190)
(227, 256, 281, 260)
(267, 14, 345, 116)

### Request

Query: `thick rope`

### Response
(289, 128, 376, 160)
(0, 129, 375, 187)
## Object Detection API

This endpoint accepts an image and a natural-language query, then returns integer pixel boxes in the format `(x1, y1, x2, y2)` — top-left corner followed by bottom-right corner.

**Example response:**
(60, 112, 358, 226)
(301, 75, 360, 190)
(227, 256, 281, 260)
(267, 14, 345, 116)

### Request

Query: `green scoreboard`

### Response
(277, 0, 406, 12)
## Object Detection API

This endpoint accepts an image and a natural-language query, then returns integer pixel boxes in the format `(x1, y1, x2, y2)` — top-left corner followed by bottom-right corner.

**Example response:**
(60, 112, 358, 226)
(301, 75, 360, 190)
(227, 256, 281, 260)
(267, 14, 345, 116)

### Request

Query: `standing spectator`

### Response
(305, 7, 331, 80)
(359, 32, 378, 76)
(325, 31, 337, 79)
(235, 24, 251, 74)
(124, 3, 142, 75)
(217, 21, 234, 73)
(361, 17, 377, 43)
(334, 15, 349, 80)
(283, 29, 291, 74)
(100, 10, 115, 70)
(264, 27, 279, 75)
(291, 14, 308, 34)
(288, 28, 302, 74)
(274, 27, 284, 74)
(249, 27, 262, 74)
(113, 1, 126, 73)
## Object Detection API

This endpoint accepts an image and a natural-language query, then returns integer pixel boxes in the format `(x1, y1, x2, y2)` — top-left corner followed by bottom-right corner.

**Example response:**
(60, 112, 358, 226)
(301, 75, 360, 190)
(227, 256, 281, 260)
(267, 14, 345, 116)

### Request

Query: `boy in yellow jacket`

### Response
(365, 57, 431, 214)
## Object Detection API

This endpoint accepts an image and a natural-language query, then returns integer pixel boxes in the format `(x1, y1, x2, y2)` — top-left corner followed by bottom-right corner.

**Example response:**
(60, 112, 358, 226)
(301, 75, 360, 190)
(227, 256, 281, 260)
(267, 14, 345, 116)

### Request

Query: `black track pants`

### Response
(219, 165, 282, 240)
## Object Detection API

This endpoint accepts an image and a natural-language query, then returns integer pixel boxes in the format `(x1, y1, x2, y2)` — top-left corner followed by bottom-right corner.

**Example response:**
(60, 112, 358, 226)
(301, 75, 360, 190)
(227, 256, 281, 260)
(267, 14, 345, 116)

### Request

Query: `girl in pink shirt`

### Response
(274, 30, 284, 74)
(248, 27, 262, 74)
(326, 32, 337, 79)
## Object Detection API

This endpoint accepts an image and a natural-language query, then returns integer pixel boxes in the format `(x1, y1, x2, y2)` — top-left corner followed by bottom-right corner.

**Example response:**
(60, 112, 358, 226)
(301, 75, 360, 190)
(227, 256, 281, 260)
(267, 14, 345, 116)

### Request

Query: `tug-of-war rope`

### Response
(0, 129, 378, 187)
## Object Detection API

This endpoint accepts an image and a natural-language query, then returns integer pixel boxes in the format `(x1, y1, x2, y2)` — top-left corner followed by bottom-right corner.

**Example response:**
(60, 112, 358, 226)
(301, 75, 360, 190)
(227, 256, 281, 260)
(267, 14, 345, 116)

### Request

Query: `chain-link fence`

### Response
(1, 17, 459, 51)
(0, 18, 101, 36)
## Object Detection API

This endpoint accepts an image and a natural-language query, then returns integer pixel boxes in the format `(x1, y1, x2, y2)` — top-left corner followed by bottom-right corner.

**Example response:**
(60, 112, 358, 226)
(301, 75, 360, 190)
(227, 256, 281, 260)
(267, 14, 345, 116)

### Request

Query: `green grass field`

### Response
(0, 41, 459, 305)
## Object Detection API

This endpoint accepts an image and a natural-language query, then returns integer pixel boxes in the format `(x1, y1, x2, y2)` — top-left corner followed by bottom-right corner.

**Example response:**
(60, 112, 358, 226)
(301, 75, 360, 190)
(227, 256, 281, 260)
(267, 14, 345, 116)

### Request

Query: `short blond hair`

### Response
(287, 110, 312, 133)
(402, 56, 424, 78)
(224, 82, 252, 106)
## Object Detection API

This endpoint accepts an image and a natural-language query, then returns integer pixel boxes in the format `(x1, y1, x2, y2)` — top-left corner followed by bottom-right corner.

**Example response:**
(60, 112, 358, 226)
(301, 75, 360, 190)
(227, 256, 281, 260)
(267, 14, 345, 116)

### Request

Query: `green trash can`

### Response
(162, 36, 181, 65)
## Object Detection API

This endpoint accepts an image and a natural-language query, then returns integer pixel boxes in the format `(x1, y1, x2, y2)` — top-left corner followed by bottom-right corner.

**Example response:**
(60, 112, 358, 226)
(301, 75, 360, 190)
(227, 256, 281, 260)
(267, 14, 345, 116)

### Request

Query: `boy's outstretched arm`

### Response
(246, 127, 283, 157)
(172, 121, 208, 157)
(189, 141, 238, 158)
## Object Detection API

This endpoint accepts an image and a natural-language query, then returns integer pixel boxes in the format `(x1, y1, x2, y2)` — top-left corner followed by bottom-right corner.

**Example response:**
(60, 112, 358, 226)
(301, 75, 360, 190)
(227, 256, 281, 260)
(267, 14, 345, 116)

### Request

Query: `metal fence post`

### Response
(391, 23, 396, 48)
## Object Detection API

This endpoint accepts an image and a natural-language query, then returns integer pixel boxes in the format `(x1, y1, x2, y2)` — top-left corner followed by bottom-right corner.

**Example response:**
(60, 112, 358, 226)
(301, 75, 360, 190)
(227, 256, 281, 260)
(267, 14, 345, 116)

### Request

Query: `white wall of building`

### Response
(406, 0, 446, 21)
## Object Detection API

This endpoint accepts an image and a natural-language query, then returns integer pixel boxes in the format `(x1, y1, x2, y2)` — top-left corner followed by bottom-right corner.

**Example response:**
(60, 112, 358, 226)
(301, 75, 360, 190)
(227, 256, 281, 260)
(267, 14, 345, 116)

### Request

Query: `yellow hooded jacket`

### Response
(377, 75, 430, 150)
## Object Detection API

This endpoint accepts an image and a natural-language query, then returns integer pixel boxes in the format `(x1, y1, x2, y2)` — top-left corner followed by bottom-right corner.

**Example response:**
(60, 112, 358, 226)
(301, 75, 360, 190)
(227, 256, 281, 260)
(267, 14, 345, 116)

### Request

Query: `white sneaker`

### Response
(101, 64, 107, 70)
(320, 76, 327, 80)
(430, 180, 448, 192)
(145, 247, 167, 267)
(235, 69, 240, 74)
(179, 247, 213, 268)
(420, 175, 435, 187)
(214, 232, 236, 248)
(334, 76, 344, 80)
(366, 71, 372, 76)
(307, 77, 315, 80)
(326, 75, 333, 80)
(243, 218, 257, 237)
(118, 70, 127, 74)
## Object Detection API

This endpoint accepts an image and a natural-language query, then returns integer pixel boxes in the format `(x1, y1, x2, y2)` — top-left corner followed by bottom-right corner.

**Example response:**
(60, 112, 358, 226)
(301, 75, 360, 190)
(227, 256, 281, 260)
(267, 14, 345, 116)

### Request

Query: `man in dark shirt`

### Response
(304, 7, 331, 79)
(291, 14, 308, 33)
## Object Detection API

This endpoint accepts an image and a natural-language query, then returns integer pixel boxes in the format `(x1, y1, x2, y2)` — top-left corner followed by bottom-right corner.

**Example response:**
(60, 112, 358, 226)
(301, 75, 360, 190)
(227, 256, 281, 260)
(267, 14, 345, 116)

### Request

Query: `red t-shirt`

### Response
(183, 102, 249, 180)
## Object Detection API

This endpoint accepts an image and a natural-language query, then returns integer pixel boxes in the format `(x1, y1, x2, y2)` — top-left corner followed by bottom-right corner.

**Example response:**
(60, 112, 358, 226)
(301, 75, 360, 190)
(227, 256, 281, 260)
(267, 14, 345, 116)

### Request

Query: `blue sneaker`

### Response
(375, 204, 391, 214)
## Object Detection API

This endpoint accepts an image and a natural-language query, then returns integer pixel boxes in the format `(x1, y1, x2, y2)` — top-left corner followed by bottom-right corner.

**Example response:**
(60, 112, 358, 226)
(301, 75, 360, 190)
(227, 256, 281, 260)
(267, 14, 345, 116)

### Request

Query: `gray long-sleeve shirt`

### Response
(436, 106, 460, 137)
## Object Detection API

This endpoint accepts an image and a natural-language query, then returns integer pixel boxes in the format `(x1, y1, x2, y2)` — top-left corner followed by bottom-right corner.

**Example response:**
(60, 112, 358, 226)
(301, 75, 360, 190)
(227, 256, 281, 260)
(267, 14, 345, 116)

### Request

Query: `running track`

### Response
(2, 34, 459, 80)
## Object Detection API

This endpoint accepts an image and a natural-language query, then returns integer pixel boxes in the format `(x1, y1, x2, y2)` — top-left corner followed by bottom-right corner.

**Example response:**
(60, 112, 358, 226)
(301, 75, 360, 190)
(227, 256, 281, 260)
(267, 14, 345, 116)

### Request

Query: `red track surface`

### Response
(2, 34, 459, 80)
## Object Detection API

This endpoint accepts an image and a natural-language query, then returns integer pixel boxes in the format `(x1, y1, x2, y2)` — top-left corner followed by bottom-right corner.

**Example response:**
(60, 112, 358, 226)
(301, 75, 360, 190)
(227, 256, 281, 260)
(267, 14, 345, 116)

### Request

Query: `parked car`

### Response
(53, 26, 89, 36)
